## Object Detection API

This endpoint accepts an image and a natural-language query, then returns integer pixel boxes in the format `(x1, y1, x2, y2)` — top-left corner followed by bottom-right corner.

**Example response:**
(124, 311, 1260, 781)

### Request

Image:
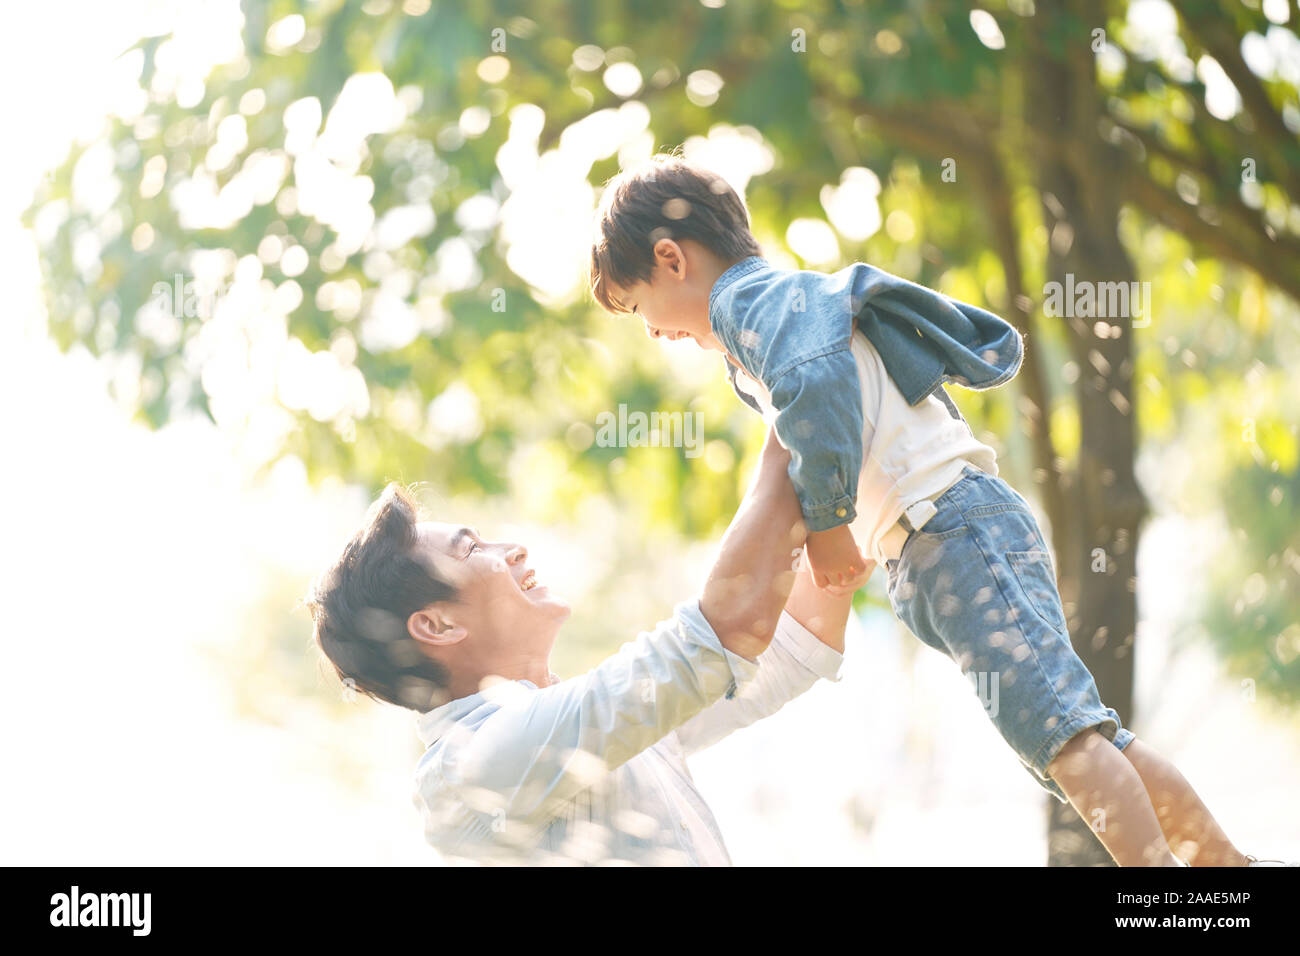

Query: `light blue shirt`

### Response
(411, 599, 843, 865)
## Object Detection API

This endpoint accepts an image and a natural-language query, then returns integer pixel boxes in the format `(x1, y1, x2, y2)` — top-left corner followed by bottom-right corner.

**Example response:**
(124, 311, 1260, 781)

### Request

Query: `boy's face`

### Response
(609, 238, 726, 353)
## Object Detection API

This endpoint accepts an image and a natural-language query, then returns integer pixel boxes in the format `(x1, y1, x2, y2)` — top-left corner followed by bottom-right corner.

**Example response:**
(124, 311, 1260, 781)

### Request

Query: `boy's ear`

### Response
(408, 605, 468, 648)
(653, 237, 686, 276)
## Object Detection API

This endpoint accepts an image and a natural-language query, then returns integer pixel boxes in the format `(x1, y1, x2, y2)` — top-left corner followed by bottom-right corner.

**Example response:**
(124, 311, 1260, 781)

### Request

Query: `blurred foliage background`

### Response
(15, 0, 1300, 863)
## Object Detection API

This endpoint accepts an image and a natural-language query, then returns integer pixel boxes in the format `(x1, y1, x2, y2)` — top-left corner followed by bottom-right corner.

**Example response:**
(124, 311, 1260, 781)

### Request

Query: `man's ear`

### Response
(408, 605, 468, 648)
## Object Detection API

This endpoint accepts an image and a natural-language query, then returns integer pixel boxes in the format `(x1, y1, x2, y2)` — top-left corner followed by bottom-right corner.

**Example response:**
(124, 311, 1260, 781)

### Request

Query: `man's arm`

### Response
(698, 424, 806, 660)
(671, 558, 861, 756)
(783, 550, 859, 652)
(439, 427, 807, 821)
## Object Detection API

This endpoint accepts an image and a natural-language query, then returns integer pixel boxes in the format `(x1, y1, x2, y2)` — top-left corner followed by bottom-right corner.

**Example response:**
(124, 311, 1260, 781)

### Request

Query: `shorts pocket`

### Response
(912, 500, 968, 540)
(884, 559, 899, 612)
(1007, 550, 1067, 633)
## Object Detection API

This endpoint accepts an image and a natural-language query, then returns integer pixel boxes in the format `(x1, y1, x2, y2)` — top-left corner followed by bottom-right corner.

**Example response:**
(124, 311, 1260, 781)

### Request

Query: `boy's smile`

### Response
(605, 238, 736, 354)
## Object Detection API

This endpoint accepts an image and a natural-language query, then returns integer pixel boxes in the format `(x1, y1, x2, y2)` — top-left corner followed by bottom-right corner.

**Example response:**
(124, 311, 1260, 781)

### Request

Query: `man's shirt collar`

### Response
(415, 678, 540, 747)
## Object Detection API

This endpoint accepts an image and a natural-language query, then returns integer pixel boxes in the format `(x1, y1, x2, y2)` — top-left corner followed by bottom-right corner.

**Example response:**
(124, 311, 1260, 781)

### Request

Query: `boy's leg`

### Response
(1046, 728, 1181, 866)
(1118, 737, 1248, 866)
(885, 467, 1205, 866)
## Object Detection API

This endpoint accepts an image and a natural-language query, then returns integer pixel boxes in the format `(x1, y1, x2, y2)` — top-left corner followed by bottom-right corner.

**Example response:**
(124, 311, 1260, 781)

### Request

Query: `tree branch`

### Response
(1176, 1, 1300, 199)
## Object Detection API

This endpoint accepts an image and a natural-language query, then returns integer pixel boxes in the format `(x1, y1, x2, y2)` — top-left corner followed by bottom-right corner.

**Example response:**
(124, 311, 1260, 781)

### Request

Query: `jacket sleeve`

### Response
(712, 273, 865, 533)
(767, 349, 864, 531)
(848, 261, 1023, 406)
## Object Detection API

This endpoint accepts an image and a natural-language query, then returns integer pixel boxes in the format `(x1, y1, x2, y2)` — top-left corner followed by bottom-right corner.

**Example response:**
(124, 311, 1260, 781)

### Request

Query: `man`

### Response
(306, 427, 862, 864)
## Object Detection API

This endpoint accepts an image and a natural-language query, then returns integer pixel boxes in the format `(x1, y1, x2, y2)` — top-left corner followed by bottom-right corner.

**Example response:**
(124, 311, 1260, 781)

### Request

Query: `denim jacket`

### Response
(709, 256, 1023, 532)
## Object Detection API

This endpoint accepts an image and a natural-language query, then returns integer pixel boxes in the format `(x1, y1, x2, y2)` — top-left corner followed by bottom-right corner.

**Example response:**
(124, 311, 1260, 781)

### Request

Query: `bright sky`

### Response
(0, 0, 436, 864)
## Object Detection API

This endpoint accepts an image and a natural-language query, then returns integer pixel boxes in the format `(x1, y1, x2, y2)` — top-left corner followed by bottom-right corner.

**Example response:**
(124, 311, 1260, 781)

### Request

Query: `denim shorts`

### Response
(884, 465, 1135, 802)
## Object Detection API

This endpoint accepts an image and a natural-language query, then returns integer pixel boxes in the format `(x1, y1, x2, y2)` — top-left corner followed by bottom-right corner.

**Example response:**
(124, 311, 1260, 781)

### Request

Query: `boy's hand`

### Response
(804, 525, 875, 595)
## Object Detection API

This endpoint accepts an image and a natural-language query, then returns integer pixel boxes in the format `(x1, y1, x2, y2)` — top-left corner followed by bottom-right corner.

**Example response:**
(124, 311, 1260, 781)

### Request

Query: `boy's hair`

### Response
(305, 483, 455, 712)
(590, 152, 762, 313)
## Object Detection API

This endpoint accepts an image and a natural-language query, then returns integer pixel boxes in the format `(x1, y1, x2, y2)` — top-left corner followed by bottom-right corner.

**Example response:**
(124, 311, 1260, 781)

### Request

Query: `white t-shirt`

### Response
(731, 329, 999, 567)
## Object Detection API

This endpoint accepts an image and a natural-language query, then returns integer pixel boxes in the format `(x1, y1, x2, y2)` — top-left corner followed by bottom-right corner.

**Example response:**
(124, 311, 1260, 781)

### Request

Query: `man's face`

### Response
(414, 521, 570, 653)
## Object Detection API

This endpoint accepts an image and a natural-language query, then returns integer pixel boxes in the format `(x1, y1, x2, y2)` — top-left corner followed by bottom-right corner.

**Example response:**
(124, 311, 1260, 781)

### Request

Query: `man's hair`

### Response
(306, 484, 456, 712)
(589, 151, 762, 313)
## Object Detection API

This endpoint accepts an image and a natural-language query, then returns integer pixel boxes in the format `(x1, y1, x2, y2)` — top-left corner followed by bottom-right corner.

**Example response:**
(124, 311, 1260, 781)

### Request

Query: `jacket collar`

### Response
(708, 255, 769, 317)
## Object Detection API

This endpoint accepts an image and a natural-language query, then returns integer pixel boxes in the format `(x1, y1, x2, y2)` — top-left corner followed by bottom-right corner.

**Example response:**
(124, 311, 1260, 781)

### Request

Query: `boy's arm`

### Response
(765, 349, 864, 531)
(805, 525, 874, 593)
(713, 273, 865, 534)
(713, 269, 875, 589)
(724, 347, 872, 591)
(766, 352, 876, 590)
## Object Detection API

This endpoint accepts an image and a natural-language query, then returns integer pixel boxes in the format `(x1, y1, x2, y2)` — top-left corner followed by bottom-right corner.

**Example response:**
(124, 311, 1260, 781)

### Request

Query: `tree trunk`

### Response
(1030, 3, 1146, 866)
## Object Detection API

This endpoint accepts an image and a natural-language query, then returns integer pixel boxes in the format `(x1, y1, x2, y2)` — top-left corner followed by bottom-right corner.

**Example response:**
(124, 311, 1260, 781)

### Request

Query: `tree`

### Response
(28, 0, 1299, 864)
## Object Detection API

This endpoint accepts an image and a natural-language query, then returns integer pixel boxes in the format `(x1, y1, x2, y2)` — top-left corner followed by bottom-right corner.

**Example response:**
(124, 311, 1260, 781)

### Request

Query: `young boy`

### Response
(588, 153, 1259, 867)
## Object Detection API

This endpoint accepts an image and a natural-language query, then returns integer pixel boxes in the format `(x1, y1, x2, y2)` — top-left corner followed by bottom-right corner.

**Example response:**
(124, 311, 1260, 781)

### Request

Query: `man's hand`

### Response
(804, 525, 874, 595)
